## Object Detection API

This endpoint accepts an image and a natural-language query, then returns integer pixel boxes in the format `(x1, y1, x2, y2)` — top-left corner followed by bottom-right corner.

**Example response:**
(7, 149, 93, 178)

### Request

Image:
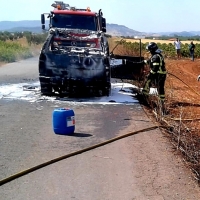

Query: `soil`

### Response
(141, 57, 200, 182)
(164, 58, 200, 133)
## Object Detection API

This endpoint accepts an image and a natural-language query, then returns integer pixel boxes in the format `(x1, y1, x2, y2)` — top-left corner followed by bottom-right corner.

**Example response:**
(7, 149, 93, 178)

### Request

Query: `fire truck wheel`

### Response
(40, 83, 53, 96)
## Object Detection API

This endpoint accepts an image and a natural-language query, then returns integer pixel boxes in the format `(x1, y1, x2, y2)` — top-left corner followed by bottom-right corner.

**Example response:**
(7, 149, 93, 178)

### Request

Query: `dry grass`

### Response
(135, 59, 200, 183)
(112, 37, 200, 45)
(138, 91, 200, 183)
(6, 37, 29, 47)
(15, 37, 42, 55)
(108, 38, 143, 56)
(0, 37, 42, 66)
(0, 62, 5, 67)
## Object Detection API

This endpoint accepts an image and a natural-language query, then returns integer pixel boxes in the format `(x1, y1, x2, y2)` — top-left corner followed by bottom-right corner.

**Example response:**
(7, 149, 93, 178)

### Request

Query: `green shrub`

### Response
(118, 40, 200, 58)
(0, 41, 32, 62)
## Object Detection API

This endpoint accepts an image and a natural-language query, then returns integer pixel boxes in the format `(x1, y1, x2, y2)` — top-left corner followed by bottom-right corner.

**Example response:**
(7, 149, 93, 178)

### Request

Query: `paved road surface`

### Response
(0, 57, 200, 200)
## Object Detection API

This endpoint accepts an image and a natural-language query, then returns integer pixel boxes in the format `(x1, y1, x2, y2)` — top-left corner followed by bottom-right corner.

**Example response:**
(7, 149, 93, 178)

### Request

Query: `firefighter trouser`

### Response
(142, 73, 166, 100)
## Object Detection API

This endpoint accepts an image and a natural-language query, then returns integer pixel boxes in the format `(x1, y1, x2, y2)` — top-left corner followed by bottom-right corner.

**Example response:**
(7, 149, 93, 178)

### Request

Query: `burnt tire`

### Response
(104, 83, 111, 97)
(103, 87, 111, 97)
(40, 83, 53, 96)
(105, 89, 110, 97)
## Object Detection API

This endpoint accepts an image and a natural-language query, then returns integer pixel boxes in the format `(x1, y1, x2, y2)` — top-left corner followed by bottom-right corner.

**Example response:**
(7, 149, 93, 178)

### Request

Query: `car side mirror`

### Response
(102, 27, 106, 33)
(102, 17, 106, 31)
(41, 14, 45, 25)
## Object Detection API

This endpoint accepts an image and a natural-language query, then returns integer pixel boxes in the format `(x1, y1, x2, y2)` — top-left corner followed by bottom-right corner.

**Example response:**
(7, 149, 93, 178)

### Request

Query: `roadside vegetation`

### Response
(1, 32, 200, 64)
(108, 37, 200, 184)
(109, 37, 200, 58)
(0, 31, 47, 63)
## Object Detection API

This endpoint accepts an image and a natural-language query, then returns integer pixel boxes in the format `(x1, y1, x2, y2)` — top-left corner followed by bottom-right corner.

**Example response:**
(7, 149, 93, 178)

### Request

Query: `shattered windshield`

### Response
(51, 14, 97, 31)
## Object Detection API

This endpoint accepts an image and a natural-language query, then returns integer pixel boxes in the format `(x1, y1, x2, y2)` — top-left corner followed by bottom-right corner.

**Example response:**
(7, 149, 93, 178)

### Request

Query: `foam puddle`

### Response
(0, 81, 143, 104)
(0, 82, 40, 101)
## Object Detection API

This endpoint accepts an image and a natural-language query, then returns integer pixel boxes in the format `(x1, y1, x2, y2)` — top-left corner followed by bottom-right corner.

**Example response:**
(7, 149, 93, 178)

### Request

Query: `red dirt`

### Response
(140, 58, 200, 182)
(165, 58, 200, 131)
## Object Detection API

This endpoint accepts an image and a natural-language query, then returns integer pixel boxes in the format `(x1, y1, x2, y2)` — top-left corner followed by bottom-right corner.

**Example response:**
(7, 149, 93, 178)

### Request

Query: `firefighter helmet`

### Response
(146, 42, 158, 53)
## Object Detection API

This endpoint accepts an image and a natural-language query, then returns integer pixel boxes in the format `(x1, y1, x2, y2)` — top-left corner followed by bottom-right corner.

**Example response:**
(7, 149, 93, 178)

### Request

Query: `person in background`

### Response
(174, 38, 182, 59)
(188, 41, 195, 61)
(142, 42, 167, 104)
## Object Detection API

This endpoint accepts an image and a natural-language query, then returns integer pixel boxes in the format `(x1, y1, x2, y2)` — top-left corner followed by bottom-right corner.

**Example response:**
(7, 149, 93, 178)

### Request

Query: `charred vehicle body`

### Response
(39, 1, 110, 96)
(39, 1, 146, 97)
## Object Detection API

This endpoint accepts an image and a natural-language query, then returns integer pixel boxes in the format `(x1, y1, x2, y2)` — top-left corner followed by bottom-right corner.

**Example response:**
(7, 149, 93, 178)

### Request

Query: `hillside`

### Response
(0, 20, 143, 36)
(159, 31, 200, 37)
(0, 20, 40, 30)
(0, 20, 200, 37)
(106, 23, 144, 36)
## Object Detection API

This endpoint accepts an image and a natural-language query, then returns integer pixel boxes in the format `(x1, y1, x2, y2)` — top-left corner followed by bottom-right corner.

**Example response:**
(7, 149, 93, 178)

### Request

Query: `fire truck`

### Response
(39, 1, 145, 97)
(39, 1, 111, 96)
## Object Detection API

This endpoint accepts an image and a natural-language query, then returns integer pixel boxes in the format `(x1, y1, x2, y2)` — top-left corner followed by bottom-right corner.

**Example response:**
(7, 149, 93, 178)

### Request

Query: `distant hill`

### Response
(0, 20, 146, 36)
(158, 31, 200, 37)
(106, 23, 145, 36)
(0, 20, 41, 31)
(7, 27, 42, 33)
(0, 20, 200, 37)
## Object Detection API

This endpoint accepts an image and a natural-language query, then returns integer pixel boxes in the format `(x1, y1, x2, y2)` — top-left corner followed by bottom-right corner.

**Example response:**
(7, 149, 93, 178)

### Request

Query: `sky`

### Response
(1, 0, 200, 33)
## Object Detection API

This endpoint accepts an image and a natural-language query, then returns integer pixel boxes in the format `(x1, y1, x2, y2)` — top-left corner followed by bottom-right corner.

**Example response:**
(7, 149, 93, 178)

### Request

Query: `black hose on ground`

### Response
(168, 72, 200, 97)
(0, 125, 168, 187)
(1, 72, 198, 187)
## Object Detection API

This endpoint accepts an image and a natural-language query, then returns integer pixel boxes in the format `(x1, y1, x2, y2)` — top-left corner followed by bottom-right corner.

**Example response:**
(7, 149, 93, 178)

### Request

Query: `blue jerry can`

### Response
(53, 108, 75, 135)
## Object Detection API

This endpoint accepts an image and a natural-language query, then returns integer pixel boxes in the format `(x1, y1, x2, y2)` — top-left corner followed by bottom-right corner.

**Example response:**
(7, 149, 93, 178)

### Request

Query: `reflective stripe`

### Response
(157, 54, 163, 66)
(143, 80, 151, 91)
(142, 91, 149, 95)
(153, 63, 159, 66)
(158, 71, 167, 74)
(142, 88, 148, 92)
(156, 54, 167, 74)
(150, 70, 156, 74)
(159, 94, 165, 99)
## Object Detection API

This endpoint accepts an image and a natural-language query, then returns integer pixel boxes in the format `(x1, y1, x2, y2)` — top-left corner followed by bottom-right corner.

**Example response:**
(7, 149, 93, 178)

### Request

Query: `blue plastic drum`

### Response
(53, 108, 75, 135)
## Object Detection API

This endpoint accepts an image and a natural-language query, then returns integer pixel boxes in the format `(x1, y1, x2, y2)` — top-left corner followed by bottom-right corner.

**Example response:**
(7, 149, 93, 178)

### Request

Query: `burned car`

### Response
(39, 1, 146, 97)
(39, 1, 110, 96)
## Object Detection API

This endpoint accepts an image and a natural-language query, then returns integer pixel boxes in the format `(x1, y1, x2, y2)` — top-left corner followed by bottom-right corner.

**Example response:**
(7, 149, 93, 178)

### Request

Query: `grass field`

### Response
(122, 38, 200, 44)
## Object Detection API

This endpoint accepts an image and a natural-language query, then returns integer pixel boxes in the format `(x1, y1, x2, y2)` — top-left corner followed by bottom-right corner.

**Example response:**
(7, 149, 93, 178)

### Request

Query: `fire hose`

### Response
(168, 72, 200, 97)
(0, 72, 199, 186)
(109, 38, 124, 56)
(0, 125, 169, 186)
(165, 72, 200, 121)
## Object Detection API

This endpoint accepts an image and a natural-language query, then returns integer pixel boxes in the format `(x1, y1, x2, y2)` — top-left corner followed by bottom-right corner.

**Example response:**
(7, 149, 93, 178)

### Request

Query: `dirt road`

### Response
(0, 57, 200, 200)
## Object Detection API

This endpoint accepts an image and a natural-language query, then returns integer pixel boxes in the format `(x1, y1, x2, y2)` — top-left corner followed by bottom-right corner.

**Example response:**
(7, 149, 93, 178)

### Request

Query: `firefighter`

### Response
(142, 42, 167, 102)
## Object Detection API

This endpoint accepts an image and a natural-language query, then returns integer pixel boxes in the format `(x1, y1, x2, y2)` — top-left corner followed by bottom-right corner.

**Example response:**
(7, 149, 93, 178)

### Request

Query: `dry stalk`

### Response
(108, 38, 200, 182)
(177, 106, 183, 149)
(140, 84, 200, 183)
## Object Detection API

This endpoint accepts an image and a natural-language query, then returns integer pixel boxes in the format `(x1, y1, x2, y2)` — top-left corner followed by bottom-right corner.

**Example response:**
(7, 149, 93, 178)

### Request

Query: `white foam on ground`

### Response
(0, 82, 40, 101)
(0, 81, 143, 104)
(57, 82, 139, 105)
(0, 81, 158, 104)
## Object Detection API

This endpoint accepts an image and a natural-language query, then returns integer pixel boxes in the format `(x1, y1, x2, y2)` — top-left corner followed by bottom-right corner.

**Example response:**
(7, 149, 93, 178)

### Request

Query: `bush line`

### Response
(0, 31, 48, 63)
(111, 39, 200, 58)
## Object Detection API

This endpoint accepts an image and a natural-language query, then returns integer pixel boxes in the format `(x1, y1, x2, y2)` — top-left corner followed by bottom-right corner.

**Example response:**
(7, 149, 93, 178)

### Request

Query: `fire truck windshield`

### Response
(51, 14, 97, 31)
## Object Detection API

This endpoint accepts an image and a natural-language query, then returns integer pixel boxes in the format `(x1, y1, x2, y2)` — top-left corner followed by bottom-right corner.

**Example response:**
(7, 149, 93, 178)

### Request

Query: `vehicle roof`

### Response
(52, 10, 96, 16)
